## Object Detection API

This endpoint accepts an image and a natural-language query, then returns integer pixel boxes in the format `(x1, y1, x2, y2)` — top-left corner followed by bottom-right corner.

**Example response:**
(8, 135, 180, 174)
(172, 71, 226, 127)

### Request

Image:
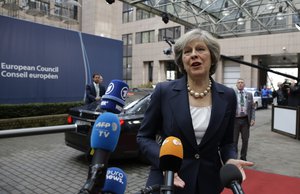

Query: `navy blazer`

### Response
(137, 76, 237, 194)
(85, 83, 106, 104)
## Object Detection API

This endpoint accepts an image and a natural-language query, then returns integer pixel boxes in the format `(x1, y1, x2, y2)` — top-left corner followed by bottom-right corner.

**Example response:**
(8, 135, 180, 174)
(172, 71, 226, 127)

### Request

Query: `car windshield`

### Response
(75, 90, 151, 112)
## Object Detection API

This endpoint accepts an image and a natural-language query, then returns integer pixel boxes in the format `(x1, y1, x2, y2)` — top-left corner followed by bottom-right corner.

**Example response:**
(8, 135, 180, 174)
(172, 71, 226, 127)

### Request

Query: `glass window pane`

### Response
(158, 29, 165, 41)
(136, 9, 142, 20)
(149, 31, 155, 43)
(128, 11, 133, 22)
(123, 47, 127, 57)
(175, 27, 181, 39)
(142, 32, 148, 43)
(128, 57, 132, 66)
(127, 45, 132, 56)
(122, 35, 127, 45)
(123, 13, 128, 23)
(166, 28, 173, 38)
(135, 32, 141, 44)
(128, 34, 132, 45)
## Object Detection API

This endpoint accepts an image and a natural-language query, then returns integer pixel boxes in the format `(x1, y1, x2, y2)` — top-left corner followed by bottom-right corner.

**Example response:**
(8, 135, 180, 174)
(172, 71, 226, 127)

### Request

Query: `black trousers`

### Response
(233, 117, 250, 160)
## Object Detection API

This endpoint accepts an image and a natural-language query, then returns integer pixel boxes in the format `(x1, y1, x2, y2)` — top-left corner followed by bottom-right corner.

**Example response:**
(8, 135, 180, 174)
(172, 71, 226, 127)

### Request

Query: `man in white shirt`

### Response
(85, 73, 106, 104)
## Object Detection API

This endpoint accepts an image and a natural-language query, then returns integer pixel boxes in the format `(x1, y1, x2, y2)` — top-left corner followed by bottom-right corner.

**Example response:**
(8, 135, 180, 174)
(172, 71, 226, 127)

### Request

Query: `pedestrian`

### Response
(85, 73, 106, 104)
(137, 29, 253, 194)
(234, 78, 255, 161)
(273, 82, 288, 106)
(261, 85, 269, 108)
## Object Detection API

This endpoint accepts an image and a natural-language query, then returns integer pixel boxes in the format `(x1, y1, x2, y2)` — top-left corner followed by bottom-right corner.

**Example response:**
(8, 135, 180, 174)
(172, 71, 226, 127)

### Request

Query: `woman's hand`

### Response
(164, 172, 185, 188)
(174, 173, 185, 188)
(226, 159, 254, 181)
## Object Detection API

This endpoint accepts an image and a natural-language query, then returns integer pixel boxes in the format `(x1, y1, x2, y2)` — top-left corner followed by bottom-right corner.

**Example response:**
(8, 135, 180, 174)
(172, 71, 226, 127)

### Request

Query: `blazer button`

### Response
(194, 154, 200, 159)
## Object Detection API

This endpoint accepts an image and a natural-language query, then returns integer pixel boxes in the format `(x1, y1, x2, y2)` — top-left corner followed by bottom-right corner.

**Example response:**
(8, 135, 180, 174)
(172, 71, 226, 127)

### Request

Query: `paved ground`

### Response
(0, 107, 300, 194)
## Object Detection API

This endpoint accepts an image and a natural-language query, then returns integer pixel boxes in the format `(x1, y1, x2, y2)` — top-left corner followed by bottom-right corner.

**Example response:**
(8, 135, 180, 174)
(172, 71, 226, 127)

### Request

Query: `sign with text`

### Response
(0, 15, 122, 104)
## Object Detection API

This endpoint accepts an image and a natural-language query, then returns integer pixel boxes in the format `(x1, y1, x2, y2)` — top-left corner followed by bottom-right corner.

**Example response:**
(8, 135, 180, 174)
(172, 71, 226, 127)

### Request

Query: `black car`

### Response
(65, 90, 153, 161)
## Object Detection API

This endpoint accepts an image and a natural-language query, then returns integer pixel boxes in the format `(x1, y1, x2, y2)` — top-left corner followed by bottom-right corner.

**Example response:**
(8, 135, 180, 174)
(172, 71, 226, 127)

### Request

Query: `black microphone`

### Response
(220, 164, 245, 194)
(138, 184, 160, 194)
(159, 136, 183, 194)
(79, 112, 121, 194)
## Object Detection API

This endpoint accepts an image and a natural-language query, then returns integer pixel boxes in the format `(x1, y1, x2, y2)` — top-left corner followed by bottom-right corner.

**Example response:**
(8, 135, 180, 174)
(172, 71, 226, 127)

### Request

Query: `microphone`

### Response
(159, 136, 183, 194)
(79, 112, 121, 194)
(102, 167, 127, 194)
(100, 80, 129, 114)
(220, 164, 245, 194)
(138, 184, 160, 194)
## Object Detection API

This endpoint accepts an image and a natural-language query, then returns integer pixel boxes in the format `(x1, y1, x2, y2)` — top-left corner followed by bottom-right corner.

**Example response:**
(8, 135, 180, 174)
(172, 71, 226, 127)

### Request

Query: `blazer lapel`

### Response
(199, 81, 228, 148)
(168, 76, 199, 151)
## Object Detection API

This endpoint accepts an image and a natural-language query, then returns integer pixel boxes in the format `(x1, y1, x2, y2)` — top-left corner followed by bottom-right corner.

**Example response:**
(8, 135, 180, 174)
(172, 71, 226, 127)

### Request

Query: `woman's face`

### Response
(182, 39, 211, 79)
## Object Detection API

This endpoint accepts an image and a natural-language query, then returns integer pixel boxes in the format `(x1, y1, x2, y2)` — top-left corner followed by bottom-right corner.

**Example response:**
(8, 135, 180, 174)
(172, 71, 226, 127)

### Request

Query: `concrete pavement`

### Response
(243, 107, 300, 178)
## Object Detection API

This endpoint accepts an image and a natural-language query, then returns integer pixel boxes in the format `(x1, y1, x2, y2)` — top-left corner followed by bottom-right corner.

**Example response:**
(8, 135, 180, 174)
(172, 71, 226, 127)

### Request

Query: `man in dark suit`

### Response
(234, 78, 255, 161)
(85, 73, 106, 104)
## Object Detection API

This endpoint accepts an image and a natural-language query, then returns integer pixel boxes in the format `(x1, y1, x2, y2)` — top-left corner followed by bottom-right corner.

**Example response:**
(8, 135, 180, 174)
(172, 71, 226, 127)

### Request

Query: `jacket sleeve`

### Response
(136, 83, 163, 169)
(249, 92, 255, 121)
(219, 88, 238, 163)
(86, 84, 96, 102)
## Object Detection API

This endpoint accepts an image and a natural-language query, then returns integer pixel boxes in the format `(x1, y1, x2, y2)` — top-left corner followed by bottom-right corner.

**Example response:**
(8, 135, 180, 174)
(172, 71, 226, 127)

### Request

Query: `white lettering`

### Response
(95, 122, 111, 128)
(1, 62, 35, 71)
(0, 62, 60, 80)
(1, 71, 28, 78)
(99, 130, 110, 138)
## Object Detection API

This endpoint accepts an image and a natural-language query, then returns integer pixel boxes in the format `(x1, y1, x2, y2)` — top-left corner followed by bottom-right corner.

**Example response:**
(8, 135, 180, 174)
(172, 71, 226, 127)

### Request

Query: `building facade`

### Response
(1, 0, 299, 89)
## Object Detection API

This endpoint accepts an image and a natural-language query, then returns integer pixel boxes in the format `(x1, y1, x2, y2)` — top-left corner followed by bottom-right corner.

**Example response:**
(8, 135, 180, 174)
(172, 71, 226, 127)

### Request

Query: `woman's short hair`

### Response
(174, 28, 220, 75)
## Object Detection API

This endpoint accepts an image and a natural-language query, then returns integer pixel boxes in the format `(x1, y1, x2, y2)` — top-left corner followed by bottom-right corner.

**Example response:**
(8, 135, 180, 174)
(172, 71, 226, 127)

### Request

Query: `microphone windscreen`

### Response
(102, 167, 127, 194)
(90, 112, 121, 152)
(100, 80, 129, 114)
(159, 136, 183, 172)
(220, 163, 243, 188)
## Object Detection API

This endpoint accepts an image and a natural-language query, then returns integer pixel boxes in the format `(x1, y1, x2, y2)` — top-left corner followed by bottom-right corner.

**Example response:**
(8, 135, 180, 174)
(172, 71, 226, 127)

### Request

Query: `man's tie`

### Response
(240, 91, 244, 107)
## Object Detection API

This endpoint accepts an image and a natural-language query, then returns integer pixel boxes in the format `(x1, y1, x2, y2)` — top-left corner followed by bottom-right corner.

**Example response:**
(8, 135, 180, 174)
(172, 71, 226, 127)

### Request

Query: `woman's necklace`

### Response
(187, 79, 212, 98)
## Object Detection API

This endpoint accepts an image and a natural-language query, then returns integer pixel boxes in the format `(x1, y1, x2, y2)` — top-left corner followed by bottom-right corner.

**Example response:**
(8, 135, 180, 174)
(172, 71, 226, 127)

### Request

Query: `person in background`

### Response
(261, 85, 269, 109)
(234, 78, 255, 161)
(85, 73, 106, 104)
(273, 82, 288, 106)
(137, 29, 253, 194)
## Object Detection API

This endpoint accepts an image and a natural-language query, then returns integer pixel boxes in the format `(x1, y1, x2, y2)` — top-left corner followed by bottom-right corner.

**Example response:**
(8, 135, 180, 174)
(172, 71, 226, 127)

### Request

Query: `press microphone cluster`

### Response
(78, 80, 129, 194)
(220, 164, 245, 194)
(159, 136, 183, 194)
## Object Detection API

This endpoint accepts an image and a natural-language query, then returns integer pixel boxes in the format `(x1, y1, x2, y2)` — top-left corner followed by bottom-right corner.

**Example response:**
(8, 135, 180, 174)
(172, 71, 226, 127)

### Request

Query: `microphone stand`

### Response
(230, 181, 245, 194)
(160, 171, 174, 194)
(137, 184, 160, 194)
(78, 163, 107, 194)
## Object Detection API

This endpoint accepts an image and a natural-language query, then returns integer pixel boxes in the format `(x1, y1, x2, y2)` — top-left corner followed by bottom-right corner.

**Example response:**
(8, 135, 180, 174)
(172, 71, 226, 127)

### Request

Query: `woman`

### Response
(137, 29, 253, 194)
